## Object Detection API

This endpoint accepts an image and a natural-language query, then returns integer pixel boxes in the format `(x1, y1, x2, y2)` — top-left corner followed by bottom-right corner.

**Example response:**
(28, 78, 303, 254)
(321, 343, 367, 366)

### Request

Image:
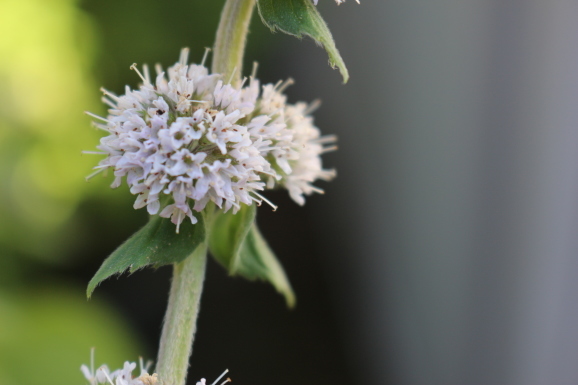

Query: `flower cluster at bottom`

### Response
(87, 48, 336, 232)
(81, 352, 230, 385)
(81, 357, 156, 385)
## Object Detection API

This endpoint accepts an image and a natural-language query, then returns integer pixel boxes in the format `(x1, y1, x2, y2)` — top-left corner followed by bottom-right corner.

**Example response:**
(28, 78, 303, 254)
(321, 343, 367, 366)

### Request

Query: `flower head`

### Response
(81, 351, 154, 385)
(87, 48, 335, 231)
(81, 351, 230, 385)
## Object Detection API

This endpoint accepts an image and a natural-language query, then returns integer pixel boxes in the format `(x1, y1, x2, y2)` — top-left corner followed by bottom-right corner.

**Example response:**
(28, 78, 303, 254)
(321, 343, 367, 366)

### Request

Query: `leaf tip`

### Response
(86, 281, 97, 299)
(339, 65, 349, 83)
(285, 290, 297, 309)
(327, 47, 349, 83)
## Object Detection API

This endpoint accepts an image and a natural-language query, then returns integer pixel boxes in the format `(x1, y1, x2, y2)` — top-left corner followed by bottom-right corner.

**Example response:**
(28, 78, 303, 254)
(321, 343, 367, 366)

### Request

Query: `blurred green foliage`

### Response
(0, 0, 274, 383)
(0, 1, 146, 383)
(0, 287, 141, 385)
(0, 0, 101, 261)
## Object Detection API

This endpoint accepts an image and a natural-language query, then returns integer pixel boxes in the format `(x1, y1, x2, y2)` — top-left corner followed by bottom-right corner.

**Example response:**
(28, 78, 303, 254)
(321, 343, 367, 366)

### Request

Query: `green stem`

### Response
(156, 244, 208, 385)
(212, 0, 257, 86)
(155, 2, 257, 382)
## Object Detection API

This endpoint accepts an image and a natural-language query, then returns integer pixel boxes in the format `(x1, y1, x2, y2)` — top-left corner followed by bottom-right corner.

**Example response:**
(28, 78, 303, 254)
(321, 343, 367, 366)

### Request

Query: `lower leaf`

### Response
(87, 214, 206, 298)
(208, 206, 295, 308)
(238, 224, 296, 308)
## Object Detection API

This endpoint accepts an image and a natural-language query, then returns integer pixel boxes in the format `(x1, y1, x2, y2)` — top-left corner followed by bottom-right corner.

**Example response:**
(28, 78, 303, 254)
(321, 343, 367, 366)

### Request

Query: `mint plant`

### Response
(82, 0, 356, 384)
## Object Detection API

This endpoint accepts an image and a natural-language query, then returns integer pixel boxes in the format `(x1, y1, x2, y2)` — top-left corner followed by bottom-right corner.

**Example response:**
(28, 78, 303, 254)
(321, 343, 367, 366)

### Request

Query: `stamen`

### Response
(100, 368, 115, 385)
(227, 67, 238, 85)
(277, 78, 294, 93)
(92, 164, 112, 170)
(142, 64, 151, 83)
(227, 200, 240, 210)
(179, 47, 190, 66)
(85, 168, 106, 181)
(176, 211, 183, 234)
(102, 96, 117, 109)
(130, 63, 149, 84)
(100, 88, 119, 101)
(82, 151, 107, 155)
(321, 145, 338, 154)
(155, 64, 163, 76)
(220, 379, 232, 385)
(312, 134, 337, 144)
(304, 99, 322, 115)
(320, 169, 337, 180)
(91, 348, 95, 380)
(85, 111, 110, 123)
(211, 369, 229, 385)
(253, 191, 278, 211)
(310, 186, 325, 194)
(251, 62, 259, 79)
(201, 47, 211, 67)
(91, 122, 109, 132)
(258, 170, 278, 178)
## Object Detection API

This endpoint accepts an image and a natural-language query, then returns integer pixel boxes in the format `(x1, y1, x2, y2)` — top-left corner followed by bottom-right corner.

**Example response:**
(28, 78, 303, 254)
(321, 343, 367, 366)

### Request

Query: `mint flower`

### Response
(81, 351, 230, 385)
(81, 351, 156, 385)
(281, 102, 337, 205)
(86, 49, 335, 231)
(250, 80, 337, 205)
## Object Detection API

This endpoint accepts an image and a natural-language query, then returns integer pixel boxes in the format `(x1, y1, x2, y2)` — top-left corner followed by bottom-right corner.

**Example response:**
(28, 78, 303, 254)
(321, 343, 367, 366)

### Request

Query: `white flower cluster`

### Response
(81, 355, 157, 385)
(87, 48, 335, 232)
(81, 352, 231, 385)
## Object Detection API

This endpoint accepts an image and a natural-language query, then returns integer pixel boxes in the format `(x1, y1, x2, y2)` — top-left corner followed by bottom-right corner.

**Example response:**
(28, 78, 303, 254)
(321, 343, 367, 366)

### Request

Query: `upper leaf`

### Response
(208, 205, 296, 307)
(208, 204, 257, 272)
(256, 0, 349, 83)
(87, 214, 206, 297)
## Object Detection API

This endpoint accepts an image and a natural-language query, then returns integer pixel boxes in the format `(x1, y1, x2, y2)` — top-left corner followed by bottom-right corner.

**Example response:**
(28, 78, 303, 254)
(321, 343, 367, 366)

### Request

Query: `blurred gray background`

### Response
(308, 1, 578, 384)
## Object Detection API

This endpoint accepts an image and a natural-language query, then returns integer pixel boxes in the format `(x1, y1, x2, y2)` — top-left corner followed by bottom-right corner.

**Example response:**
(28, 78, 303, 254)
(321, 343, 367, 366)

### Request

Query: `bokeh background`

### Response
(2, 0, 578, 384)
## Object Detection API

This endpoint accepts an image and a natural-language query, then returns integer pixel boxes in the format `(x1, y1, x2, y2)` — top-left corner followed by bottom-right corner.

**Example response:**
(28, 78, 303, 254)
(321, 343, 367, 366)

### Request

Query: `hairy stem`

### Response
(156, 244, 207, 385)
(155, 2, 257, 382)
(212, 0, 257, 86)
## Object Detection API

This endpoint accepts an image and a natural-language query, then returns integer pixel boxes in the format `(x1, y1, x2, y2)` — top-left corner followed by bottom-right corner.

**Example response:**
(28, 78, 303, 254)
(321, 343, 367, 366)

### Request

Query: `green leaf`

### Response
(256, 0, 349, 83)
(208, 204, 257, 269)
(87, 214, 206, 297)
(208, 206, 295, 307)
(238, 223, 296, 307)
